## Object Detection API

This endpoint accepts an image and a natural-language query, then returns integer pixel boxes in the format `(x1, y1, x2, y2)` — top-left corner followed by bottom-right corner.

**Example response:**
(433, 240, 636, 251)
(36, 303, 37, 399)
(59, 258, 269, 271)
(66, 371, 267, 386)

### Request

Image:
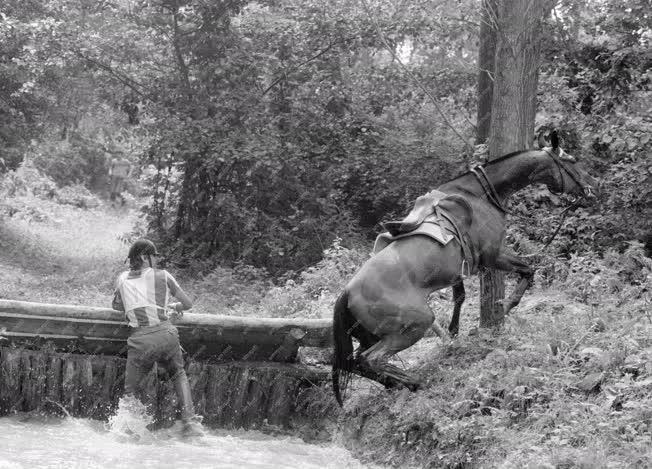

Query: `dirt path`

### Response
(0, 198, 137, 306)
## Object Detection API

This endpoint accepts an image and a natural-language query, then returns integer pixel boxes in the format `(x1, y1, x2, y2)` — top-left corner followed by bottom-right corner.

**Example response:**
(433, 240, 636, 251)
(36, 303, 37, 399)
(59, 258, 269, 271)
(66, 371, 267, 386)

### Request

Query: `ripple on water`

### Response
(0, 412, 373, 469)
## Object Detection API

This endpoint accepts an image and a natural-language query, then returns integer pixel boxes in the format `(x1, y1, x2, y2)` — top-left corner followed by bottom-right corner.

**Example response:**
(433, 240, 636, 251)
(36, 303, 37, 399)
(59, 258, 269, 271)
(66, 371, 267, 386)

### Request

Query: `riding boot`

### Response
(174, 371, 204, 437)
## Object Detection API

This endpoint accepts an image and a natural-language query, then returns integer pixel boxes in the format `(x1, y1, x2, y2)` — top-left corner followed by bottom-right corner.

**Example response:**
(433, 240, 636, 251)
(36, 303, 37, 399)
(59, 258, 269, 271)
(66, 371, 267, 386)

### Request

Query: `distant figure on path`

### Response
(108, 152, 131, 205)
(112, 239, 204, 437)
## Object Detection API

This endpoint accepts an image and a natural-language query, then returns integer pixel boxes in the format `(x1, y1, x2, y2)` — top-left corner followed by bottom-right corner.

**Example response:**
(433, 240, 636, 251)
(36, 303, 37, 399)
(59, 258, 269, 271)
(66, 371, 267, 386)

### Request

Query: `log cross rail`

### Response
(0, 299, 333, 363)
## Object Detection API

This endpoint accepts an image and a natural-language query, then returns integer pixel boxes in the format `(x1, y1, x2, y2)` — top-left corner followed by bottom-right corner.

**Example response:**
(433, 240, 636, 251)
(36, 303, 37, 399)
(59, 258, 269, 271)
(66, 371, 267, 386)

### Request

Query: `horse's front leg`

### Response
(448, 279, 465, 337)
(492, 251, 535, 314)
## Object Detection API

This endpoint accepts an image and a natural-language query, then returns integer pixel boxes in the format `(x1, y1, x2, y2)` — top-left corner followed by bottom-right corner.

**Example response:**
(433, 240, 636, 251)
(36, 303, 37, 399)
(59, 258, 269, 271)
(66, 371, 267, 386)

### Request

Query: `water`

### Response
(0, 400, 372, 469)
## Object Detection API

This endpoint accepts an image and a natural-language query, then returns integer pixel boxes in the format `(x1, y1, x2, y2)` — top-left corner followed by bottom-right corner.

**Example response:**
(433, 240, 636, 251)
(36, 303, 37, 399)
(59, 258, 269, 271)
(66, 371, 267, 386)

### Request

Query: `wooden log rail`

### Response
(0, 299, 336, 428)
(0, 299, 333, 362)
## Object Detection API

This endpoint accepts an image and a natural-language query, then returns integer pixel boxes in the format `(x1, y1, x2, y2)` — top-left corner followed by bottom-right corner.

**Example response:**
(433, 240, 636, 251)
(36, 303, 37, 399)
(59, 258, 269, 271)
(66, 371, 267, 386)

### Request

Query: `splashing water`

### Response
(107, 395, 155, 443)
(0, 403, 375, 469)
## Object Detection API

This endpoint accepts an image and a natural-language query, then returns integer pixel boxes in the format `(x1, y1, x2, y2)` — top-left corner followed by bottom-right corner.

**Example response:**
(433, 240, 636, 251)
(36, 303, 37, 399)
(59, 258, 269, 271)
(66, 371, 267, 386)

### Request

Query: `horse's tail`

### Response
(332, 290, 355, 407)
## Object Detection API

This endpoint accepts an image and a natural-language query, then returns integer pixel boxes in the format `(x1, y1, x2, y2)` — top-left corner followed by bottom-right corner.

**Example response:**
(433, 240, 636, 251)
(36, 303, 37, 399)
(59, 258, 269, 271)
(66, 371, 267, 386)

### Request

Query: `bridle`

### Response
(541, 147, 592, 197)
(470, 147, 593, 255)
(470, 165, 508, 214)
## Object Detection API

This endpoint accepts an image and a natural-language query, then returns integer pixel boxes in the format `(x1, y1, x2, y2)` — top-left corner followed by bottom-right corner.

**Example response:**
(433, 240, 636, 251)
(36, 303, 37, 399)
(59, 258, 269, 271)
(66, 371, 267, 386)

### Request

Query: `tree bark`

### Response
(488, 0, 549, 157)
(477, 0, 551, 328)
(476, 0, 497, 146)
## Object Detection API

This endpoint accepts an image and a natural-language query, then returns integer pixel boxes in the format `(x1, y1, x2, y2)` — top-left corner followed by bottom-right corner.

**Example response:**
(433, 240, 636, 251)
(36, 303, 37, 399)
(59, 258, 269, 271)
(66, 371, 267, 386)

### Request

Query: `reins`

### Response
(470, 149, 587, 257)
(470, 166, 508, 214)
(520, 196, 584, 258)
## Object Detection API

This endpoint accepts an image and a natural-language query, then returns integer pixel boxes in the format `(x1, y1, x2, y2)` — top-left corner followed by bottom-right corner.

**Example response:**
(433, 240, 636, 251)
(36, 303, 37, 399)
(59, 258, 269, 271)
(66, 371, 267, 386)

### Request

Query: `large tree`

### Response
(476, 0, 554, 327)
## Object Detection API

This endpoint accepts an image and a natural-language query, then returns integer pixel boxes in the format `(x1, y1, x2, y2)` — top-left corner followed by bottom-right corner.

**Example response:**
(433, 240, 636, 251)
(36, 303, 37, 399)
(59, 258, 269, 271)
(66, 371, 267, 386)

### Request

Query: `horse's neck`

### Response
(478, 151, 541, 200)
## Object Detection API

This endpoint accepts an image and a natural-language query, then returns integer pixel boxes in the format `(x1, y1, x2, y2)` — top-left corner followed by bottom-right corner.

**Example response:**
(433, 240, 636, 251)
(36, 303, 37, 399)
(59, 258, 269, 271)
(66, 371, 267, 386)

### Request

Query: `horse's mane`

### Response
(446, 149, 534, 183)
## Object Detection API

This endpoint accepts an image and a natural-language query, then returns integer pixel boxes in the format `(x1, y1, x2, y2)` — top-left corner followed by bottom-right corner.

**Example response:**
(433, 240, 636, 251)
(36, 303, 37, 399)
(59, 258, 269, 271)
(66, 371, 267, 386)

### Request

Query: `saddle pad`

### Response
(373, 220, 455, 254)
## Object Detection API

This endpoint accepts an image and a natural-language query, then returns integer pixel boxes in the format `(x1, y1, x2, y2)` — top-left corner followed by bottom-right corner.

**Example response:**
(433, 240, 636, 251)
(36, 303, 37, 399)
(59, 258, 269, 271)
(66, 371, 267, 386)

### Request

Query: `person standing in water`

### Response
(112, 238, 204, 437)
(108, 151, 132, 205)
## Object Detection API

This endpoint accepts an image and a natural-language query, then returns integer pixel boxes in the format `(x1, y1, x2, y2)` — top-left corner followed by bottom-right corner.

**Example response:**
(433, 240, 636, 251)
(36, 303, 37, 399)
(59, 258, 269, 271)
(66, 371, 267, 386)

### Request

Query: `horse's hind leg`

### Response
(448, 279, 465, 337)
(493, 251, 535, 314)
(357, 334, 423, 391)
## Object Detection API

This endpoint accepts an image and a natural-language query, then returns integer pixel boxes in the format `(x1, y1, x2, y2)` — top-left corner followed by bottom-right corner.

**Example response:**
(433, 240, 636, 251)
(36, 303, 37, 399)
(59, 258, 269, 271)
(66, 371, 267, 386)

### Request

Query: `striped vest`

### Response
(115, 268, 181, 327)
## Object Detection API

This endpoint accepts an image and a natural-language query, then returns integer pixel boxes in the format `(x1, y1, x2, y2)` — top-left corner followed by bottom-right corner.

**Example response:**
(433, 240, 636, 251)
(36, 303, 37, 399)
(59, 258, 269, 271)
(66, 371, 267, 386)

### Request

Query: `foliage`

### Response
(533, 0, 652, 255)
(1, 0, 649, 276)
(257, 237, 369, 318)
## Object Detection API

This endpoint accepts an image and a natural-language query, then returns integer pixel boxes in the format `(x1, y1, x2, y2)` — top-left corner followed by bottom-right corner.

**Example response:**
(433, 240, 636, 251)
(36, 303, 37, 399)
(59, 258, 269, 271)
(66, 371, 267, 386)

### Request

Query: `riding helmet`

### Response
(128, 239, 159, 260)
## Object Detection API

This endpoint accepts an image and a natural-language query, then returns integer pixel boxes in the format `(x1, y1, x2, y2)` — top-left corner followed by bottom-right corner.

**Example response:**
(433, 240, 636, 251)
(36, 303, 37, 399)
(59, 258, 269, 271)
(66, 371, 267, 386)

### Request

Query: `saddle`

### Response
(375, 190, 477, 277)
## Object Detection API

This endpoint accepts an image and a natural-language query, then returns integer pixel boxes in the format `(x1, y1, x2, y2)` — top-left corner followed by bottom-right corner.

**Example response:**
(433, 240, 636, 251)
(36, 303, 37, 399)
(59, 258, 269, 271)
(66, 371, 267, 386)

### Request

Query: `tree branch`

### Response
(72, 50, 155, 102)
(359, 0, 474, 152)
(261, 34, 373, 97)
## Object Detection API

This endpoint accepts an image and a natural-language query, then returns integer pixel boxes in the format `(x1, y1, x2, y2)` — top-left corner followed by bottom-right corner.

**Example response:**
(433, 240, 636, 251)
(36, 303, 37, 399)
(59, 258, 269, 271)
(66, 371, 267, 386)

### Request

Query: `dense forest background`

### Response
(1, 0, 650, 275)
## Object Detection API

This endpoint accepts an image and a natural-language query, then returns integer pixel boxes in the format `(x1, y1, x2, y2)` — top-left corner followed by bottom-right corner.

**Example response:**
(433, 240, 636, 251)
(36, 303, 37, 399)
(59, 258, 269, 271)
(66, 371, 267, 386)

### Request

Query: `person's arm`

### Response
(166, 271, 193, 314)
(171, 287, 193, 312)
(112, 289, 125, 311)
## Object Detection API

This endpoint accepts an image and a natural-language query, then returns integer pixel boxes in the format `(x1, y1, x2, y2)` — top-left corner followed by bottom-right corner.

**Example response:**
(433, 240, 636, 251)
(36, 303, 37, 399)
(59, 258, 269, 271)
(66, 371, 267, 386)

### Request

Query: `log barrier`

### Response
(0, 300, 334, 429)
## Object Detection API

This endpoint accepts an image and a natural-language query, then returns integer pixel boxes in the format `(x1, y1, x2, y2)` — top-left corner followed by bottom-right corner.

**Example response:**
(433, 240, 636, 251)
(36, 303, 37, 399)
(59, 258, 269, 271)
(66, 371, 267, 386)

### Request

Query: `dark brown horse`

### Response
(332, 137, 597, 404)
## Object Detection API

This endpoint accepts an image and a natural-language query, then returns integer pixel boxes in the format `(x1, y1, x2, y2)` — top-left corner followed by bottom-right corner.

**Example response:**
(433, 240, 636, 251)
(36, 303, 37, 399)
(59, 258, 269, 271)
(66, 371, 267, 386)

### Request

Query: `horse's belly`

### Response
(347, 278, 434, 336)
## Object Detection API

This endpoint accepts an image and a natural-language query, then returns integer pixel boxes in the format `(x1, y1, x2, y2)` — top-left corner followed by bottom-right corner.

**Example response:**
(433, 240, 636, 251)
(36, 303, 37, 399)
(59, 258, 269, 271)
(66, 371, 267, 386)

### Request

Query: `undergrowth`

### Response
(333, 244, 651, 469)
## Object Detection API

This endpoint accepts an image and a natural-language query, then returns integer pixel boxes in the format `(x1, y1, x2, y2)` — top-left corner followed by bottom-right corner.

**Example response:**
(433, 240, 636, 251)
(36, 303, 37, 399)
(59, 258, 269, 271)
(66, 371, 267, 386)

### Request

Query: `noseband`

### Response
(541, 148, 589, 196)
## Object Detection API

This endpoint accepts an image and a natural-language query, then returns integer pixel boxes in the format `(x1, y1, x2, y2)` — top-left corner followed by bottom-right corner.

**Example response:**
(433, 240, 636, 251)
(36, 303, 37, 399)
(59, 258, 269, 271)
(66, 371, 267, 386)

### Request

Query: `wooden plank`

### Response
(45, 354, 62, 410)
(61, 358, 78, 414)
(241, 368, 269, 429)
(204, 364, 231, 426)
(187, 361, 208, 416)
(0, 346, 331, 428)
(0, 348, 23, 412)
(266, 374, 297, 427)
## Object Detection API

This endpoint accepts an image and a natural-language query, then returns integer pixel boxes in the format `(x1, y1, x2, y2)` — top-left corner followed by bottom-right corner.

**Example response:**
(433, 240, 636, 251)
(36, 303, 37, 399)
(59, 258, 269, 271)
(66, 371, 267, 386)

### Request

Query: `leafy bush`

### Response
(31, 136, 112, 191)
(258, 238, 368, 318)
(188, 264, 272, 316)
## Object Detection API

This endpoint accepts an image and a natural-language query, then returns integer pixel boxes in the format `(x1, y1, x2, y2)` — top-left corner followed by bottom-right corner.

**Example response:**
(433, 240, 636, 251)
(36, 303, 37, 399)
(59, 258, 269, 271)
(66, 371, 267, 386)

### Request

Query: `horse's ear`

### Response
(550, 130, 560, 149)
(537, 132, 548, 149)
(557, 148, 577, 162)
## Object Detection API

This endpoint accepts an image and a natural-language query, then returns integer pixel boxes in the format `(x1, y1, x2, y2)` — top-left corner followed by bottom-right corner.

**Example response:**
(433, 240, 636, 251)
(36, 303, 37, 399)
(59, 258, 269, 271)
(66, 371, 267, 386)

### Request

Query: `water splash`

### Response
(106, 395, 154, 443)
(0, 413, 378, 469)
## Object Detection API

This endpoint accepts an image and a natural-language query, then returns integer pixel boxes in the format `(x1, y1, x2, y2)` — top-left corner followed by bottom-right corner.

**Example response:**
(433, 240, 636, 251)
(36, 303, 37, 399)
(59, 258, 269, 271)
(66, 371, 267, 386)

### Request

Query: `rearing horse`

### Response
(332, 136, 597, 405)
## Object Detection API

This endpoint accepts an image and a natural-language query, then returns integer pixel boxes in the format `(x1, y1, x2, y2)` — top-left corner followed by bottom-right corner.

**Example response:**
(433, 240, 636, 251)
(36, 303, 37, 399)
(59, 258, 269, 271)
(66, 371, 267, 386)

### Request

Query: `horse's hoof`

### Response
(495, 299, 511, 315)
(407, 382, 421, 392)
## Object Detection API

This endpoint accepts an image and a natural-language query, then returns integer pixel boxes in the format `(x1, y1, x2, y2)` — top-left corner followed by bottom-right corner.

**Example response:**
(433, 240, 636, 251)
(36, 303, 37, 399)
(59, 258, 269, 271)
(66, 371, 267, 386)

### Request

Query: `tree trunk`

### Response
(477, 0, 551, 328)
(476, 0, 497, 146)
(488, 0, 549, 157)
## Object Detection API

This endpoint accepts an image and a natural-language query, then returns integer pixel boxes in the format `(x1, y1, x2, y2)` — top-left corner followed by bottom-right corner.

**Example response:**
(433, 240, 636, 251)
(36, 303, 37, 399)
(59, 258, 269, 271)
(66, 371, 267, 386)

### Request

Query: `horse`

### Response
(332, 134, 598, 405)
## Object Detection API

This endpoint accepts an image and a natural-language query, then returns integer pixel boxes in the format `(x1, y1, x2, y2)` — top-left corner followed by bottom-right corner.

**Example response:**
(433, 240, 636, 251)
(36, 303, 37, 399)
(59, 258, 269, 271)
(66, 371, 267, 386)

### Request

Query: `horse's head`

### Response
(534, 131, 598, 199)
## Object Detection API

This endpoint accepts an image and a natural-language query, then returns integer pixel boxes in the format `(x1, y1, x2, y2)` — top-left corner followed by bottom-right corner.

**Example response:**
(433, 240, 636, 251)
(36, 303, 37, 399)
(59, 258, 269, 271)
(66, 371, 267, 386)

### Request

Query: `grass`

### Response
(335, 285, 652, 468)
(0, 195, 135, 306)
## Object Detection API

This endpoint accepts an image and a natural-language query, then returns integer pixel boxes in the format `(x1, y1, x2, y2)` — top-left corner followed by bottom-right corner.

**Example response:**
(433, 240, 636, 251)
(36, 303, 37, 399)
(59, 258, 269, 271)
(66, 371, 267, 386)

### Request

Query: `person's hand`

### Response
(168, 302, 184, 320)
